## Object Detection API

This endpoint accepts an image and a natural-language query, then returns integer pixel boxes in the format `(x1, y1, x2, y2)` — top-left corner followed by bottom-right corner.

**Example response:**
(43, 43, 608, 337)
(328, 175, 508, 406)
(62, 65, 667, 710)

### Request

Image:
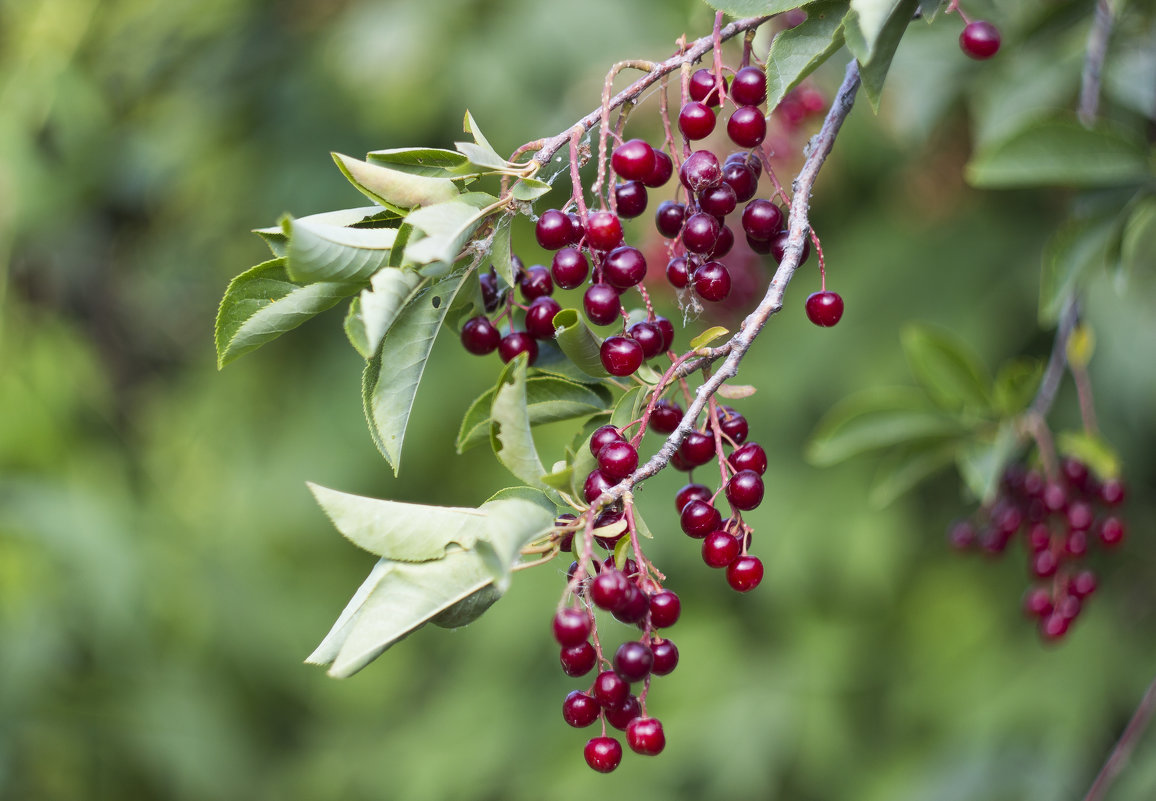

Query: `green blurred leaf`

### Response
(854, 0, 918, 111)
(215, 258, 357, 368)
(1039, 211, 1123, 324)
(541, 465, 574, 491)
(966, 117, 1151, 188)
(1120, 194, 1156, 279)
(991, 358, 1043, 416)
(868, 441, 958, 507)
(765, 1, 849, 112)
(366, 147, 471, 177)
(531, 341, 610, 384)
(956, 421, 1019, 503)
(456, 375, 613, 452)
(553, 308, 609, 378)
(333, 152, 459, 213)
(704, 0, 813, 15)
(490, 355, 547, 487)
(1056, 430, 1121, 480)
(403, 193, 497, 276)
(283, 214, 398, 284)
(900, 324, 991, 412)
(916, 0, 940, 21)
(511, 178, 552, 201)
(807, 387, 964, 466)
(364, 268, 471, 474)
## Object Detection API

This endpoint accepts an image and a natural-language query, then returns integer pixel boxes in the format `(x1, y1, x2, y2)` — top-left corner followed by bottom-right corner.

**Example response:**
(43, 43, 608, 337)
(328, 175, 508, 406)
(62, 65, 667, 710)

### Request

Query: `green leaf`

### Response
(869, 441, 958, 507)
(511, 178, 552, 202)
(610, 385, 646, 434)
(490, 213, 515, 287)
(403, 193, 497, 276)
(456, 375, 613, 452)
(956, 421, 1020, 503)
(1120, 194, 1156, 279)
(351, 269, 427, 358)
(704, 0, 816, 15)
(283, 214, 398, 284)
(854, 0, 919, 112)
(531, 341, 610, 385)
(1056, 430, 1121, 480)
(553, 308, 610, 378)
(690, 325, 729, 351)
(215, 258, 357, 368)
(366, 147, 471, 177)
(916, 0, 940, 21)
(569, 431, 602, 500)
(966, 117, 1152, 189)
(991, 358, 1043, 416)
(765, 1, 849, 112)
(365, 268, 471, 473)
(490, 355, 547, 487)
(844, 0, 902, 63)
(806, 387, 965, 466)
(612, 534, 632, 569)
(541, 465, 574, 491)
(254, 206, 388, 258)
(457, 111, 510, 171)
(333, 152, 459, 213)
(344, 297, 370, 358)
(1039, 211, 1122, 324)
(900, 324, 991, 412)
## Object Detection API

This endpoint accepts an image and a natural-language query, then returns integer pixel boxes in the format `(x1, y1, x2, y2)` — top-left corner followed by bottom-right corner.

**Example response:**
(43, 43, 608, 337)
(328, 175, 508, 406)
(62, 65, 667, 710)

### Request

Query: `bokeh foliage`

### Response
(1, 0, 1154, 799)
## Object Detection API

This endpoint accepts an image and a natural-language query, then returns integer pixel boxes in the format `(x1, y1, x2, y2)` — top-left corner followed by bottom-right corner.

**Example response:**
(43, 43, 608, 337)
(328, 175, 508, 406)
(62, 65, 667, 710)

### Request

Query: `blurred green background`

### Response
(2, 0, 1154, 799)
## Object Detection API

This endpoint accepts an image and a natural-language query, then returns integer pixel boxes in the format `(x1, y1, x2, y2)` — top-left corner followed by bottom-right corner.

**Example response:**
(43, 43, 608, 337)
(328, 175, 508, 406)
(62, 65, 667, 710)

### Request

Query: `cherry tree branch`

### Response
(596, 59, 863, 507)
(1083, 674, 1156, 801)
(1079, 0, 1114, 127)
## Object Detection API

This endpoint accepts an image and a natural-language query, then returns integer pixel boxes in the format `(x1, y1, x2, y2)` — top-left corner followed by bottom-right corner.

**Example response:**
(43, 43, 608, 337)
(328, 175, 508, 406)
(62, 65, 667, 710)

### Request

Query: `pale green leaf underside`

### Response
(765, 0, 849, 112)
(552, 308, 609, 379)
(215, 258, 357, 368)
(855, 0, 918, 111)
(956, 421, 1019, 504)
(366, 147, 471, 177)
(845, 0, 902, 63)
(403, 193, 496, 276)
(356, 268, 426, 358)
(456, 376, 612, 452)
(704, 0, 813, 15)
(490, 356, 548, 488)
(333, 152, 459, 212)
(253, 205, 390, 258)
(284, 215, 398, 284)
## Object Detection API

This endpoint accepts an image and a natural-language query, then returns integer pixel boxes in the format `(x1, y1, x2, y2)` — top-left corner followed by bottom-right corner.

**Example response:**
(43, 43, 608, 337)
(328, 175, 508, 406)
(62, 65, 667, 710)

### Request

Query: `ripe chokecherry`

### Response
(583, 283, 621, 326)
(551, 247, 589, 289)
(615, 181, 648, 218)
(805, 291, 844, 327)
(642, 150, 674, 188)
(960, 20, 1001, 60)
(584, 736, 623, 773)
(535, 209, 571, 250)
(498, 331, 539, 365)
(626, 717, 666, 756)
(693, 261, 731, 302)
(651, 399, 683, 434)
(563, 691, 600, 728)
(726, 555, 764, 592)
(730, 66, 767, 105)
(611, 138, 656, 181)
(727, 106, 767, 148)
(519, 264, 553, 301)
(552, 607, 592, 646)
(688, 68, 726, 105)
(586, 210, 623, 250)
(525, 296, 562, 340)
(648, 590, 681, 628)
(603, 246, 648, 289)
(627, 321, 665, 359)
(460, 316, 501, 355)
(679, 101, 716, 140)
(651, 639, 679, 675)
(598, 440, 639, 481)
(600, 335, 645, 376)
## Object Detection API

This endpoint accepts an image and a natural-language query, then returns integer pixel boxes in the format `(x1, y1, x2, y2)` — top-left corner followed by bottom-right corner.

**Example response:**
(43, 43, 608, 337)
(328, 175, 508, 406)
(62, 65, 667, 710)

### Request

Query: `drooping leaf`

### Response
(253, 206, 390, 257)
(966, 117, 1151, 189)
(283, 214, 399, 284)
(333, 152, 459, 213)
(553, 308, 609, 379)
(806, 386, 965, 466)
(366, 147, 471, 177)
(765, 0, 849, 112)
(490, 355, 547, 487)
(690, 325, 729, 351)
(403, 192, 497, 276)
(956, 421, 1020, 503)
(844, 0, 903, 63)
(511, 178, 552, 201)
(869, 441, 958, 508)
(365, 267, 471, 473)
(1056, 430, 1121, 480)
(854, 0, 919, 111)
(900, 324, 991, 412)
(456, 375, 613, 452)
(457, 111, 510, 171)
(215, 258, 357, 368)
(1039, 211, 1123, 324)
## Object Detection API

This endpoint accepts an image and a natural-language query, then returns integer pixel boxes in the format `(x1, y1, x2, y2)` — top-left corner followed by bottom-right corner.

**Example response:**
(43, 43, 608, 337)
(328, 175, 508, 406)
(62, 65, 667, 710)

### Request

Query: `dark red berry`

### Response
(598, 440, 639, 481)
(728, 442, 767, 475)
(1022, 587, 1054, 619)
(680, 499, 722, 538)
(805, 291, 844, 327)
(650, 638, 679, 675)
(563, 691, 600, 727)
(1032, 549, 1059, 578)
(553, 607, 593, 646)
(590, 569, 629, 611)
(590, 424, 626, 457)
(683, 212, 721, 254)
(615, 181, 648, 218)
(728, 105, 767, 148)
(649, 590, 681, 628)
(519, 264, 553, 301)
(628, 321, 664, 359)
(586, 211, 623, 251)
(1042, 481, 1068, 513)
(1062, 459, 1091, 492)
(551, 247, 589, 289)
(719, 409, 748, 445)
(560, 642, 598, 677)
(655, 201, 686, 239)
(731, 66, 767, 106)
(1039, 613, 1070, 642)
(722, 161, 759, 203)
(584, 736, 623, 773)
(679, 431, 715, 466)
(603, 246, 648, 289)
(689, 68, 727, 106)
(612, 583, 650, 624)
(699, 183, 738, 218)
(479, 270, 502, 312)
(626, 717, 666, 756)
(1026, 522, 1051, 552)
(948, 519, 977, 550)
(584, 283, 621, 326)
(613, 641, 653, 682)
(535, 209, 571, 250)
(680, 150, 722, 192)
(583, 469, 615, 503)
(726, 470, 764, 511)
(605, 695, 641, 730)
(707, 224, 734, 260)
(567, 213, 584, 244)
(770, 229, 810, 264)
(702, 530, 741, 568)
(600, 335, 645, 376)
(655, 316, 675, 351)
(679, 101, 716, 140)
(727, 150, 762, 178)
(651, 399, 683, 434)
(1098, 516, 1125, 547)
(498, 331, 539, 365)
(726, 555, 764, 592)
(1067, 501, 1094, 532)
(675, 483, 712, 512)
(665, 255, 691, 288)
(693, 261, 731, 302)
(741, 199, 783, 241)
(611, 138, 657, 181)
(525, 296, 562, 340)
(642, 150, 674, 188)
(460, 316, 501, 355)
(1066, 530, 1088, 557)
(960, 20, 1001, 60)
(1071, 570, 1098, 598)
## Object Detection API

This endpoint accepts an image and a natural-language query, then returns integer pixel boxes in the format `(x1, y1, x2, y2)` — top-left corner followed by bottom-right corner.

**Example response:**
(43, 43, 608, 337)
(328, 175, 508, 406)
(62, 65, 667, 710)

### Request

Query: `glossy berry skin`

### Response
(679, 431, 715, 466)
(679, 101, 716, 140)
(694, 261, 731, 302)
(655, 201, 686, 238)
(680, 150, 722, 192)
(583, 283, 621, 326)
(727, 106, 767, 148)
(525, 296, 562, 340)
(563, 691, 600, 727)
(698, 183, 738, 218)
(628, 321, 664, 359)
(651, 639, 679, 675)
(605, 695, 641, 731)
(643, 150, 674, 188)
(730, 65, 767, 106)
(460, 316, 501, 355)
(592, 670, 630, 708)
(651, 400, 683, 434)
(675, 483, 712, 512)
(726, 470, 765, 511)
(590, 424, 626, 457)
(613, 641, 654, 682)
(479, 270, 502, 312)
(805, 291, 844, 327)
(613, 584, 650, 625)
(683, 212, 721, 254)
(770, 230, 810, 264)
(553, 607, 592, 646)
(707, 225, 734, 260)
(728, 442, 768, 474)
(498, 332, 538, 365)
(590, 569, 629, 611)
(560, 642, 598, 676)
(689, 68, 726, 106)
(519, 264, 553, 301)
(741, 199, 783, 241)
(535, 209, 572, 250)
(719, 410, 748, 444)
(960, 20, 1001, 60)
(680, 500, 722, 538)
(551, 247, 589, 289)
(584, 737, 623, 773)
(655, 316, 675, 351)
(600, 335, 644, 377)
(611, 138, 656, 181)
(603, 246, 648, 289)
(614, 181, 648, 218)
(586, 211, 623, 251)
(583, 469, 615, 504)
(702, 530, 741, 568)
(649, 590, 681, 628)
(598, 440, 639, 481)
(726, 555, 764, 592)
(667, 256, 690, 287)
(722, 161, 759, 203)
(627, 717, 666, 756)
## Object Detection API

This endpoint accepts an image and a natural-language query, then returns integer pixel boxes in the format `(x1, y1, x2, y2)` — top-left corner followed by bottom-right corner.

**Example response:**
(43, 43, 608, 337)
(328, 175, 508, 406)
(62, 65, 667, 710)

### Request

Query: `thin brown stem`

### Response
(1083, 674, 1156, 801)
(1079, 0, 1114, 128)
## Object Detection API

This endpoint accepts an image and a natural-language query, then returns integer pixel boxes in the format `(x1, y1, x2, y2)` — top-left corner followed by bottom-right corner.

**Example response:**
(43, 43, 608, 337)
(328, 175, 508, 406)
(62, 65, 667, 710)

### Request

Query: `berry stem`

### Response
(568, 128, 590, 222)
(1082, 673, 1156, 801)
(593, 60, 657, 208)
(1072, 360, 1101, 435)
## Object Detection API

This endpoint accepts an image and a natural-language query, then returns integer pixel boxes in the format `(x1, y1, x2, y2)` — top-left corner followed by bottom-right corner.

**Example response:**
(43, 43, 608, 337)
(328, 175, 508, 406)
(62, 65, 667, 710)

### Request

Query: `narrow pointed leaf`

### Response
(355, 269, 426, 357)
(403, 193, 496, 276)
(306, 559, 394, 667)
(511, 178, 552, 201)
(956, 421, 1020, 503)
(333, 152, 458, 212)
(490, 356, 547, 487)
(845, 0, 902, 63)
(690, 325, 729, 351)
(459, 110, 507, 170)
(366, 147, 471, 177)
(704, 0, 818, 14)
(765, 0, 849, 112)
(254, 206, 391, 258)
(490, 213, 515, 287)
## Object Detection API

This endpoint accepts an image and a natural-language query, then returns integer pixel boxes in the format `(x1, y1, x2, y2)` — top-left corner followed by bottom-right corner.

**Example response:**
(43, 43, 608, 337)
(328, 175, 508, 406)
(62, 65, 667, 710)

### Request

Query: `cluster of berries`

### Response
(948, 459, 1127, 641)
